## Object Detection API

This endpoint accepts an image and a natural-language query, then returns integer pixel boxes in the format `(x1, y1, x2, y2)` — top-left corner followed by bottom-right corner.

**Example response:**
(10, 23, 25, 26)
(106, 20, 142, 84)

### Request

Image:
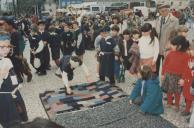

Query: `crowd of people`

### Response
(0, 2, 194, 128)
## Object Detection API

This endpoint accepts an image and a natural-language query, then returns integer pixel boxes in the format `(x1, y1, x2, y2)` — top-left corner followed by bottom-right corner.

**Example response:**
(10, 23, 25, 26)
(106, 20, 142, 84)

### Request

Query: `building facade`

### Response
(0, 0, 14, 12)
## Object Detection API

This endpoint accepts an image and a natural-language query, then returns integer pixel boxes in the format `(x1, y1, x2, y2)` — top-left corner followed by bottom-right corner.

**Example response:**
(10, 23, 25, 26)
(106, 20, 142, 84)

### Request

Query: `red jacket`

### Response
(162, 51, 193, 100)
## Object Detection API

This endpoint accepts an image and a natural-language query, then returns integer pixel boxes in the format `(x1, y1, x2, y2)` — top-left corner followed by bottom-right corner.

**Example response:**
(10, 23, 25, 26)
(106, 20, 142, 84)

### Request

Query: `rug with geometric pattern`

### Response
(39, 81, 177, 128)
(39, 81, 127, 118)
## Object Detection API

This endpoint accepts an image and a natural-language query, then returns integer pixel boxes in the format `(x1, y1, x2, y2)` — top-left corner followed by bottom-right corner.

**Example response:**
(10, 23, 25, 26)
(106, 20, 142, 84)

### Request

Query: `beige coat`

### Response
(155, 14, 179, 55)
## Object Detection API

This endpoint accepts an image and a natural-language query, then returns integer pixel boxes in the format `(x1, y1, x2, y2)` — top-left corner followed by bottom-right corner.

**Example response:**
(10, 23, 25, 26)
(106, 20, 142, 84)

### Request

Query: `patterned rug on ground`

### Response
(40, 81, 177, 128)
(39, 81, 127, 118)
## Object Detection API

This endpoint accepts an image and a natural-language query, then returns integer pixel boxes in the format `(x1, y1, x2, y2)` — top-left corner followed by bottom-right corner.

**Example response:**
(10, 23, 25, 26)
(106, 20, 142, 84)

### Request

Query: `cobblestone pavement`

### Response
(20, 23, 194, 128)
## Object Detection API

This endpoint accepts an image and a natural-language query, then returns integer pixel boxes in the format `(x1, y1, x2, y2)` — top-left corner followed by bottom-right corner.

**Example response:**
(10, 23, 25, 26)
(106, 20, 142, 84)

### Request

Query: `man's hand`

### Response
(115, 56, 119, 61)
(43, 41, 47, 45)
(161, 75, 165, 81)
(129, 100, 132, 105)
(178, 79, 184, 86)
(152, 61, 156, 66)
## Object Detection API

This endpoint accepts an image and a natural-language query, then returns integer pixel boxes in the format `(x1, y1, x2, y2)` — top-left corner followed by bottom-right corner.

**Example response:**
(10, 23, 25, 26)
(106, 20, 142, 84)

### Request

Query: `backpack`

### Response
(18, 31, 26, 54)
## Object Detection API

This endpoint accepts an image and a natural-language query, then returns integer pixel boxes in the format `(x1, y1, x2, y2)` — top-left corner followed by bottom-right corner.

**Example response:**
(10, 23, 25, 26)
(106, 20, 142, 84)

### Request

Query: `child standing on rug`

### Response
(129, 65, 164, 116)
(0, 32, 28, 127)
(161, 35, 192, 112)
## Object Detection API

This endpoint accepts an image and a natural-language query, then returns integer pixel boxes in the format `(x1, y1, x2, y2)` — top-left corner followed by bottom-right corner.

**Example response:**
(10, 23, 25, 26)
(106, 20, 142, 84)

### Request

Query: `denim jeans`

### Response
(114, 61, 120, 81)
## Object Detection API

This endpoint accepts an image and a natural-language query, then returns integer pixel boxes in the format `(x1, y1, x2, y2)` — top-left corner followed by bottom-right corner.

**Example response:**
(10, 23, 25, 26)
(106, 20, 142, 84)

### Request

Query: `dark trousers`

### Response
(36, 46, 50, 73)
(156, 54, 164, 76)
(100, 75, 115, 84)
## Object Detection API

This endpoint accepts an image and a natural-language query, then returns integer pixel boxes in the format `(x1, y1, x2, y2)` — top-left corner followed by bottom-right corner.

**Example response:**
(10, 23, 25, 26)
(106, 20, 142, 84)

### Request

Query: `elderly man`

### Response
(155, 3, 179, 75)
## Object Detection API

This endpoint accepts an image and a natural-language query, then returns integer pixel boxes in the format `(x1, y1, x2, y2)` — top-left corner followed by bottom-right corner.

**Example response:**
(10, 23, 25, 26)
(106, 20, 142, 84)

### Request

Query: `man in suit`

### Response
(155, 3, 179, 75)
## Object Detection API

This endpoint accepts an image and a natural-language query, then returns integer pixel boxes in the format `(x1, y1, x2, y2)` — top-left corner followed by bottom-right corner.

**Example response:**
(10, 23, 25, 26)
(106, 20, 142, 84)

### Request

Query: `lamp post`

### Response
(12, 0, 16, 17)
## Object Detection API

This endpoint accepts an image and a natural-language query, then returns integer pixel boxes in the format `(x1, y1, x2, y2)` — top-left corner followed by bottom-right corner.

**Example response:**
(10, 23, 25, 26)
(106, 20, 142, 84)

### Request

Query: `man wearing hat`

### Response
(155, 3, 179, 75)
(3, 18, 32, 82)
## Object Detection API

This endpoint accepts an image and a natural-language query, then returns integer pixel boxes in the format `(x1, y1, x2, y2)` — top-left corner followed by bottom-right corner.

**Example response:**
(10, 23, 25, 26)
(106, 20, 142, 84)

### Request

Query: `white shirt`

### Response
(138, 36, 159, 62)
(141, 80, 145, 96)
(123, 40, 128, 56)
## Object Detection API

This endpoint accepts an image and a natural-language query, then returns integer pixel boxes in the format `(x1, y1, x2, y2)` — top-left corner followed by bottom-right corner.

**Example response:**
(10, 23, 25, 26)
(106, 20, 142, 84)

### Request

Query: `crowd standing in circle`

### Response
(0, 2, 194, 128)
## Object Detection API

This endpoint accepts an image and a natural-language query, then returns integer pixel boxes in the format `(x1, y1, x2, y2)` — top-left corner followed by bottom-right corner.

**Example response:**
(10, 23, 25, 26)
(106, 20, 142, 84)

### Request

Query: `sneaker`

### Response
(38, 72, 47, 76)
(186, 116, 191, 123)
(55, 73, 62, 78)
(27, 73, 32, 82)
(181, 111, 191, 116)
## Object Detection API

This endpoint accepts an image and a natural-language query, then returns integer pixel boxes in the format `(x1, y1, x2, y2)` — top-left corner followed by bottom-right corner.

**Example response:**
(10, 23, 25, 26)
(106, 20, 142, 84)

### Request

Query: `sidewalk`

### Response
(20, 48, 190, 128)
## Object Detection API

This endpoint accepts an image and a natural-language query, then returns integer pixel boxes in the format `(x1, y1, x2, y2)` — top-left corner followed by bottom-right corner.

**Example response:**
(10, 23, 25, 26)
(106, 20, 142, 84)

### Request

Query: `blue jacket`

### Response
(129, 78, 164, 115)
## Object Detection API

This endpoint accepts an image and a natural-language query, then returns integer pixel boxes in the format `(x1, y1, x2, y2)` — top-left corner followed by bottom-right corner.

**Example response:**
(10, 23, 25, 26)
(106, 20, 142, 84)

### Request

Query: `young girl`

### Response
(119, 29, 140, 78)
(138, 23, 159, 73)
(129, 65, 164, 116)
(128, 29, 141, 75)
(162, 35, 192, 112)
(0, 32, 28, 127)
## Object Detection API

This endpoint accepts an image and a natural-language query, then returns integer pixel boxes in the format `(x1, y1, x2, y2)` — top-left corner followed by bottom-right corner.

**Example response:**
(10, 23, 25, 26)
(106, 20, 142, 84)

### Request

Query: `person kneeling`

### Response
(55, 55, 91, 95)
(129, 65, 164, 116)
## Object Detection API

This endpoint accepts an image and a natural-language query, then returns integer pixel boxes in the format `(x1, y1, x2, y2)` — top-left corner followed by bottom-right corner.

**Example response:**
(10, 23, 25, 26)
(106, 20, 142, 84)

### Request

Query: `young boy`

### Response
(36, 21, 50, 75)
(98, 26, 119, 85)
(47, 22, 61, 66)
(61, 22, 74, 55)
(72, 21, 85, 60)
(110, 25, 121, 83)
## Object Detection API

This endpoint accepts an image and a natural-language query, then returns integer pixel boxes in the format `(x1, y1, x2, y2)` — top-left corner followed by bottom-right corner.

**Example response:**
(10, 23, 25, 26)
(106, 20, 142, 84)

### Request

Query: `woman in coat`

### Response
(129, 65, 164, 116)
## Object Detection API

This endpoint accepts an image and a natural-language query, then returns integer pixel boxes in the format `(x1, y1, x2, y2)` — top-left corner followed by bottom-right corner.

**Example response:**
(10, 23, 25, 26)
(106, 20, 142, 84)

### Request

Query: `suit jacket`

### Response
(118, 39, 133, 58)
(155, 13, 179, 55)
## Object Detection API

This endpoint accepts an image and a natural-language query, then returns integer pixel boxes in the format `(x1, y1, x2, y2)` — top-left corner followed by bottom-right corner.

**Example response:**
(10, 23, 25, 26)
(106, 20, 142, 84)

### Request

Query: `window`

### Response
(92, 7, 100, 11)
(150, 1, 156, 8)
(171, 2, 173, 6)
(179, 2, 182, 6)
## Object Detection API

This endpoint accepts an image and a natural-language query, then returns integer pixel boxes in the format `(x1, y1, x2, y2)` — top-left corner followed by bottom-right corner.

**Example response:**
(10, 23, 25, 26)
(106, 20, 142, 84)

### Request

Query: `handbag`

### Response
(161, 74, 169, 93)
(191, 87, 194, 96)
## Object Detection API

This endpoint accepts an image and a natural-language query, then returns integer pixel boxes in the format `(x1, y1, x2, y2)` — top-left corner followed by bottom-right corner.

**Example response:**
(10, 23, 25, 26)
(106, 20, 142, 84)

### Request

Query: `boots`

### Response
(21, 58, 32, 82)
